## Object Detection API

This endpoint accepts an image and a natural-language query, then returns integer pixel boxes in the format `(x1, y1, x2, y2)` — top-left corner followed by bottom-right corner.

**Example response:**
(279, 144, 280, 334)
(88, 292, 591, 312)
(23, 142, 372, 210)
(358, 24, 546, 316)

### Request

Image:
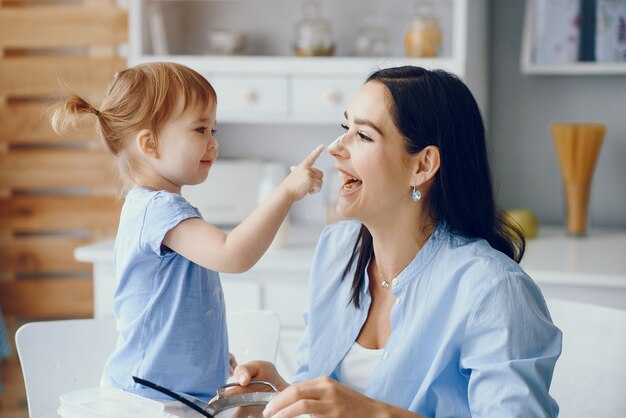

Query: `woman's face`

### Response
(329, 81, 417, 223)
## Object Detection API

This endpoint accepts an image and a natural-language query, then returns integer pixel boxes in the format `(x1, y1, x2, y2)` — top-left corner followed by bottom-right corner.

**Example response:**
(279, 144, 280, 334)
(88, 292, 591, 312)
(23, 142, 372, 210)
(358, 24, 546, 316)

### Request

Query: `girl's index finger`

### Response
(300, 144, 324, 167)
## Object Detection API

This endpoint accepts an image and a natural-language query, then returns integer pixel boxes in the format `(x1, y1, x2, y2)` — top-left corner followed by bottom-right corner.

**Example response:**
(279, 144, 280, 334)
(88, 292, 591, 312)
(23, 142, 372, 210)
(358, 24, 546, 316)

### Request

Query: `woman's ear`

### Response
(412, 145, 440, 187)
(135, 129, 158, 159)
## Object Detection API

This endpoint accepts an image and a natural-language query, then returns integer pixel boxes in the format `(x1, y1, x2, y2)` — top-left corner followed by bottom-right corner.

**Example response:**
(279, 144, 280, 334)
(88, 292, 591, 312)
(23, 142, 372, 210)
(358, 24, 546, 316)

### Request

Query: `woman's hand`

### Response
(233, 360, 289, 392)
(229, 353, 238, 377)
(262, 376, 391, 418)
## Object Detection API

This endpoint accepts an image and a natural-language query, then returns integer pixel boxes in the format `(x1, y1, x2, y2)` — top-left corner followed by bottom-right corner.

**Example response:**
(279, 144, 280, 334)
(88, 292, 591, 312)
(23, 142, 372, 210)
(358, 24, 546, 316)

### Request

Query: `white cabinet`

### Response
(128, 0, 488, 123)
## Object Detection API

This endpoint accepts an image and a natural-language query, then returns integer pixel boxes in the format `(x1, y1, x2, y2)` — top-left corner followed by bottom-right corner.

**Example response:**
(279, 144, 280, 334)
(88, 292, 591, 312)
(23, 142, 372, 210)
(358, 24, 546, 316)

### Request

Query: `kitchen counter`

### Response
(520, 226, 626, 310)
(75, 223, 323, 276)
(75, 223, 626, 378)
(76, 224, 626, 313)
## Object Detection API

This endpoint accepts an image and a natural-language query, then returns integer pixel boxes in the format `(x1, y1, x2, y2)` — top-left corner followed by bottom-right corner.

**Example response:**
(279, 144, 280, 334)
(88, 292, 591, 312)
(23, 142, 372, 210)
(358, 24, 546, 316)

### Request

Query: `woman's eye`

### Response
(357, 131, 373, 142)
(340, 123, 349, 131)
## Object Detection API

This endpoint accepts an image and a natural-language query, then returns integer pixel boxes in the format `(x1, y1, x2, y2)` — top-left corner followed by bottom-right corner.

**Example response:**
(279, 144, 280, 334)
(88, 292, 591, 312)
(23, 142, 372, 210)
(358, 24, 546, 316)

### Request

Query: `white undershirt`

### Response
(338, 341, 384, 394)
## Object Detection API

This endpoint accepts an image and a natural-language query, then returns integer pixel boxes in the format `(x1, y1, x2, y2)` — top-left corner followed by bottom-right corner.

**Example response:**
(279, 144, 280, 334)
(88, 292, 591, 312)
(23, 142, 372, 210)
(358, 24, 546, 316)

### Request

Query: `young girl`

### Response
(51, 62, 323, 412)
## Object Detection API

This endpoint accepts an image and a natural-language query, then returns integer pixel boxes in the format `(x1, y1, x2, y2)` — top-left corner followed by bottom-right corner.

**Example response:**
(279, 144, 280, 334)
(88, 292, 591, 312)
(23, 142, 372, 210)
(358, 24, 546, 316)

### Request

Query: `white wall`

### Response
(488, 0, 626, 228)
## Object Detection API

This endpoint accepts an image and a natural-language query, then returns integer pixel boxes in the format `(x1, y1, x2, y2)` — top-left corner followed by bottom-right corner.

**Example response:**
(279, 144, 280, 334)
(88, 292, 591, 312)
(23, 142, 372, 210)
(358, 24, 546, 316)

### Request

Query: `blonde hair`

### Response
(51, 62, 217, 193)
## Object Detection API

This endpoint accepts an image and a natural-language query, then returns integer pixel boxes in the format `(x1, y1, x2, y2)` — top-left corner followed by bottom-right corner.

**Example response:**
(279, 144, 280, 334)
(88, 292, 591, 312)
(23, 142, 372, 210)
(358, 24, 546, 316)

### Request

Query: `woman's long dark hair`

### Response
(343, 66, 524, 307)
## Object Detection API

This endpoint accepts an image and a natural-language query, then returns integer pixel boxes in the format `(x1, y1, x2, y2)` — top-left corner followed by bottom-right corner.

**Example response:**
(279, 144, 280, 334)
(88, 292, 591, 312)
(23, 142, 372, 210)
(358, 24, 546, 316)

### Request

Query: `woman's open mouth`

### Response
(338, 170, 362, 192)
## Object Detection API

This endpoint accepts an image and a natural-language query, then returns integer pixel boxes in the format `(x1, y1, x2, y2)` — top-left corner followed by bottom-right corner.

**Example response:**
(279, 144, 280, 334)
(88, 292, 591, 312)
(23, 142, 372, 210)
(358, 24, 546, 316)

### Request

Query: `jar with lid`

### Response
(404, 0, 443, 58)
(293, 0, 335, 56)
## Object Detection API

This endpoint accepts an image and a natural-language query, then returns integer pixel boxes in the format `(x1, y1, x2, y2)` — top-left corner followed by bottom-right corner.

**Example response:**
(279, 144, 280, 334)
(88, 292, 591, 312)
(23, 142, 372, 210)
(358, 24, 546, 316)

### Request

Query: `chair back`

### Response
(226, 310, 280, 365)
(15, 318, 118, 418)
(15, 310, 280, 417)
(547, 298, 626, 417)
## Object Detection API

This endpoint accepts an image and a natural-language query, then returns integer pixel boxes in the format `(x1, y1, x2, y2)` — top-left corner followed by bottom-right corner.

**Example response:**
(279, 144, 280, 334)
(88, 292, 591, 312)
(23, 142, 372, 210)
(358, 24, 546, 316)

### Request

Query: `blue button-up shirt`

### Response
(294, 220, 561, 417)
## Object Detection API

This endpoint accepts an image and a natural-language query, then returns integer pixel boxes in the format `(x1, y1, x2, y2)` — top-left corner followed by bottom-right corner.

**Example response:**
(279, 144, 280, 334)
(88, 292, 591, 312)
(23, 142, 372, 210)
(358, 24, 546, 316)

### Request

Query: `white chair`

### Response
(15, 317, 118, 418)
(15, 311, 280, 417)
(226, 309, 281, 365)
(546, 298, 626, 417)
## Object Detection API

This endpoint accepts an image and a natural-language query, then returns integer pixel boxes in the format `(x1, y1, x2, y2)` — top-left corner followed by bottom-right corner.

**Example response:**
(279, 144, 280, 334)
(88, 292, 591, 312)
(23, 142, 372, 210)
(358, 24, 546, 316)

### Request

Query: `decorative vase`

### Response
(550, 123, 605, 236)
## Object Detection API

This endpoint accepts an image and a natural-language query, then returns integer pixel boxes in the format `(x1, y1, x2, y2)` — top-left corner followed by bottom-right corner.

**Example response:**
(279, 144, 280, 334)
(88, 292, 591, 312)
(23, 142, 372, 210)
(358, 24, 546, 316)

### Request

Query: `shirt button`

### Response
(383, 352, 389, 359)
(395, 298, 401, 305)
(392, 278, 398, 286)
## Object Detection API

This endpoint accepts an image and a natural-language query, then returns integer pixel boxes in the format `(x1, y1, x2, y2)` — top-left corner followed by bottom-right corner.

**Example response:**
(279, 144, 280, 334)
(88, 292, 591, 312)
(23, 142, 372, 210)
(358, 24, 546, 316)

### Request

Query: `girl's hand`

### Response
(283, 145, 324, 201)
(262, 376, 390, 418)
(233, 360, 289, 392)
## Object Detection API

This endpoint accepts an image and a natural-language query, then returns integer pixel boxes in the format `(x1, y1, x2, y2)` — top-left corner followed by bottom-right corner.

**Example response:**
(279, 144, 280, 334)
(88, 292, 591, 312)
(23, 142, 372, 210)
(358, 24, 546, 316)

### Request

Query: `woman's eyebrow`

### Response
(344, 111, 383, 136)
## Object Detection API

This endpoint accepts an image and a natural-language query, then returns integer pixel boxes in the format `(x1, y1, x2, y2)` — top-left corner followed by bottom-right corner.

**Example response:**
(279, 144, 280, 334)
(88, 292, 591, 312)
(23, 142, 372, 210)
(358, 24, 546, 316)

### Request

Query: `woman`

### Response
(234, 66, 561, 417)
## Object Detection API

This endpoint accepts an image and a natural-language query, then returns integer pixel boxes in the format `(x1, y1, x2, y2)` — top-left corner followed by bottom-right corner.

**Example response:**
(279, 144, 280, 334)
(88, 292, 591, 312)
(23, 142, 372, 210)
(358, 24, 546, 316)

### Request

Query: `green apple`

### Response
(506, 209, 539, 239)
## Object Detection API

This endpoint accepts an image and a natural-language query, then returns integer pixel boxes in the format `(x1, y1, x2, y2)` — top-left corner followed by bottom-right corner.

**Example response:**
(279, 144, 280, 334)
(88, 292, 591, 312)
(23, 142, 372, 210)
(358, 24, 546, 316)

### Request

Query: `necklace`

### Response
(374, 259, 393, 289)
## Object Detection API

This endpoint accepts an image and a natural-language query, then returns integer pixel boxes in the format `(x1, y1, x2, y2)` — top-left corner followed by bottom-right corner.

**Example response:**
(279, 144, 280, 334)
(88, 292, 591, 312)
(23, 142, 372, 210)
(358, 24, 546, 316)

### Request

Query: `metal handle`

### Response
(216, 380, 279, 400)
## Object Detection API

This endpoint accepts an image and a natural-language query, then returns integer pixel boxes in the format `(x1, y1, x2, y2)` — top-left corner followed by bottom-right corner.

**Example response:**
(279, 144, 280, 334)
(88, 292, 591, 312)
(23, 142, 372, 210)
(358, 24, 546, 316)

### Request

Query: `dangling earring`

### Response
(411, 185, 421, 202)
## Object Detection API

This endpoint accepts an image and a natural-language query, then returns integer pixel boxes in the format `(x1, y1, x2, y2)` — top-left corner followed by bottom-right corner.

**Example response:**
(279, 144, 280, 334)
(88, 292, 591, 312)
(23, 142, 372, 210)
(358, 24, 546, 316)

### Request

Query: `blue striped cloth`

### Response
(0, 308, 11, 393)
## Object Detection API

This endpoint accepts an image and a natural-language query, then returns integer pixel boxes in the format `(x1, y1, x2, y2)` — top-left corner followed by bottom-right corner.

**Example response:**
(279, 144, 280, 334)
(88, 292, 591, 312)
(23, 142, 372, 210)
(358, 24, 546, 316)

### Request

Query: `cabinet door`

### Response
(276, 328, 304, 382)
(264, 280, 309, 328)
(211, 75, 288, 121)
(291, 76, 363, 122)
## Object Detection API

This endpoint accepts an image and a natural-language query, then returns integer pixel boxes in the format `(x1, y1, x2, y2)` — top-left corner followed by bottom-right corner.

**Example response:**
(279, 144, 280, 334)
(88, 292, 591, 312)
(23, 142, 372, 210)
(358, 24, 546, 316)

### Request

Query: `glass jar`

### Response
(354, 8, 388, 57)
(404, 0, 442, 58)
(293, 0, 335, 57)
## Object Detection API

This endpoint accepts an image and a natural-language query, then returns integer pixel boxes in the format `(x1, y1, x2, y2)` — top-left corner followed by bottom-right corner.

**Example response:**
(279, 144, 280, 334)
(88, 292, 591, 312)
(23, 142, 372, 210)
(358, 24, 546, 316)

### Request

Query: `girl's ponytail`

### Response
(50, 94, 100, 136)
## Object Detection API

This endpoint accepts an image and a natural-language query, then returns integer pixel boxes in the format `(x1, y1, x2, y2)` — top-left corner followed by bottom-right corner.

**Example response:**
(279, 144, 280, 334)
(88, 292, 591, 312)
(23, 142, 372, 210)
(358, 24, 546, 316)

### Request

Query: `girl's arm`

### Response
(162, 145, 324, 273)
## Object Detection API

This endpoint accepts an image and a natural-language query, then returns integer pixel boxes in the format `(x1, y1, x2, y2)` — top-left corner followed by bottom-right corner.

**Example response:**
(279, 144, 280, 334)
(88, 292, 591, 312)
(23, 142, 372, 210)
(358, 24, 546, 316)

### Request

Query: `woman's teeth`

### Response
(338, 172, 362, 190)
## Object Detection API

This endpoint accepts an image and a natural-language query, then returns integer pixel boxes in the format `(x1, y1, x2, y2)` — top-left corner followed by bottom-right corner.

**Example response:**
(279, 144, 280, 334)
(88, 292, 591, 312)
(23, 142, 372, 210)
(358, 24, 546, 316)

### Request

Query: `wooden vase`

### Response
(550, 123, 605, 236)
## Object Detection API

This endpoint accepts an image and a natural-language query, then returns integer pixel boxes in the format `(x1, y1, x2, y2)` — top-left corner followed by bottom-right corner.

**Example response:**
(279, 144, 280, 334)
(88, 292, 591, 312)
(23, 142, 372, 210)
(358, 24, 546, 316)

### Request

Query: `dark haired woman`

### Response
(233, 66, 561, 418)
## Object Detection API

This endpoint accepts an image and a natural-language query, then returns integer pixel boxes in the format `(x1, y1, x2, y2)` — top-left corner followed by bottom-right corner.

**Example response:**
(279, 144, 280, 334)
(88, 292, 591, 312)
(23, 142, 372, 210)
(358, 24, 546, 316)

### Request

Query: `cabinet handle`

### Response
(323, 88, 341, 105)
(241, 89, 258, 104)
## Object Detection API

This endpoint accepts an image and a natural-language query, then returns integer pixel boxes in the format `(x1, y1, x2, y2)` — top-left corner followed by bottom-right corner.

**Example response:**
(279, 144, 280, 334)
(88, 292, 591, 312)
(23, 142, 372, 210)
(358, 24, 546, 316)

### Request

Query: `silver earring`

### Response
(411, 185, 421, 202)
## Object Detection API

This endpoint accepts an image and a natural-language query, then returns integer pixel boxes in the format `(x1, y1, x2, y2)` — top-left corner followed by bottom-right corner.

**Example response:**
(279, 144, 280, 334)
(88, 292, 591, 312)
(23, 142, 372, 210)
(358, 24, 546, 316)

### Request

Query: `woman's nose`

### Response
(328, 133, 346, 157)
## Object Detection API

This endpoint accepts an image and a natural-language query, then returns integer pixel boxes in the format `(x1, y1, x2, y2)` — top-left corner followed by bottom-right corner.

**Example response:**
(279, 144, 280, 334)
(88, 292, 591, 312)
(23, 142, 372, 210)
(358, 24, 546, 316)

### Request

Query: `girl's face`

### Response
(152, 98, 218, 193)
(328, 81, 417, 223)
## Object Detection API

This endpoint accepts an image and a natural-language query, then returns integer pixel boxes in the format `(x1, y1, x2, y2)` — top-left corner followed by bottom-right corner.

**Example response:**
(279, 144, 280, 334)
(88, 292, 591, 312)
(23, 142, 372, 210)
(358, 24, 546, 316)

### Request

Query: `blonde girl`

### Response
(51, 62, 323, 410)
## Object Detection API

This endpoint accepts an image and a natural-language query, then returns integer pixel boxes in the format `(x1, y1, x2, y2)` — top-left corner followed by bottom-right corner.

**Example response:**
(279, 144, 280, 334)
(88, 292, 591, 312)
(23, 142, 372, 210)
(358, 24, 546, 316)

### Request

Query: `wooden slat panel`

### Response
(0, 103, 97, 143)
(0, 149, 116, 190)
(0, 6, 128, 48)
(0, 56, 126, 97)
(0, 196, 121, 233)
(0, 361, 25, 408)
(0, 278, 93, 318)
(0, 236, 91, 275)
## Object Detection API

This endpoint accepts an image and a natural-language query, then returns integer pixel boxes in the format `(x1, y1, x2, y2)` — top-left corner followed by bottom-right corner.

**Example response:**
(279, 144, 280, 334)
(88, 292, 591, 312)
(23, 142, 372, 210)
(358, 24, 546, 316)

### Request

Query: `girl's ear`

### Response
(412, 145, 440, 187)
(135, 129, 158, 158)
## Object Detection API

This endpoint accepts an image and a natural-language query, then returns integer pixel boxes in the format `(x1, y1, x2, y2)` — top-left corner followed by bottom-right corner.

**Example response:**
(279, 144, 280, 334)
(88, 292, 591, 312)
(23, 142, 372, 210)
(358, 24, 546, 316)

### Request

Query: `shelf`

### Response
(129, 0, 488, 123)
(130, 55, 465, 76)
(521, 62, 626, 76)
(520, 0, 626, 76)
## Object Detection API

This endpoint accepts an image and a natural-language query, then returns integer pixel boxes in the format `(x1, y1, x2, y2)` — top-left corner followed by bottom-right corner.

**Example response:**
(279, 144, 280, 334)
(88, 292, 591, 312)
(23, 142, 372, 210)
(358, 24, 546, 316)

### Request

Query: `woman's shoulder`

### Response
(438, 229, 537, 294)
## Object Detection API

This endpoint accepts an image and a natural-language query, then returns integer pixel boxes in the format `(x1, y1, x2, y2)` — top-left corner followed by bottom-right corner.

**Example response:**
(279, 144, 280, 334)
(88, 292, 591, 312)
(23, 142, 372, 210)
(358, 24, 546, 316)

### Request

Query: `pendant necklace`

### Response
(375, 259, 393, 289)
